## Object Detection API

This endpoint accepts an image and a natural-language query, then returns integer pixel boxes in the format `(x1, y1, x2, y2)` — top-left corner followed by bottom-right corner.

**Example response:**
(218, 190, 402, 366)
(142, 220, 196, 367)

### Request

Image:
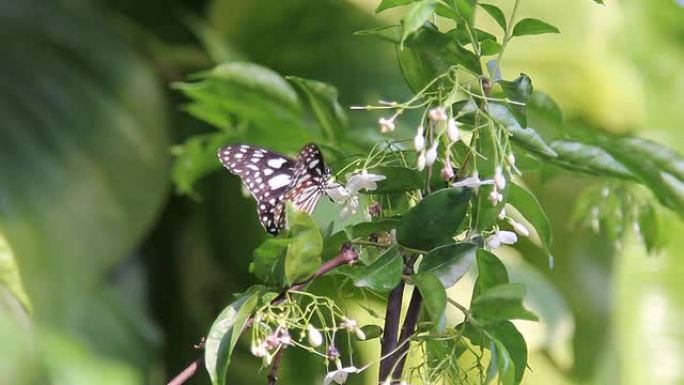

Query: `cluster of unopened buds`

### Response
(251, 326, 294, 365)
(411, 107, 461, 181)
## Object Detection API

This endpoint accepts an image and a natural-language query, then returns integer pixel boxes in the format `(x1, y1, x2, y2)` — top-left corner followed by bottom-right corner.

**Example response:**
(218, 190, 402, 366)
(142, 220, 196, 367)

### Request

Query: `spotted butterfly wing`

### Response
(217, 143, 329, 235)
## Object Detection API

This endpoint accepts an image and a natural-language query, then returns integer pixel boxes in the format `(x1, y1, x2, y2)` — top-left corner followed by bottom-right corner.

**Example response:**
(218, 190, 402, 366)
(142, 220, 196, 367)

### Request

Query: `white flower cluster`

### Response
(328, 171, 386, 220)
(413, 107, 462, 181)
(485, 208, 531, 249)
(250, 327, 293, 365)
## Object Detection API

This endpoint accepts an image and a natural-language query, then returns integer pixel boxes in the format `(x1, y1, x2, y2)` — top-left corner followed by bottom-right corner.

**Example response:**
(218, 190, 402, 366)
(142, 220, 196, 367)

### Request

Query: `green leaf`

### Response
(401, 0, 439, 44)
(376, 0, 417, 13)
(550, 140, 637, 179)
(639, 204, 661, 253)
(507, 183, 552, 250)
(353, 25, 401, 44)
(397, 188, 472, 250)
(413, 272, 447, 332)
(511, 18, 560, 37)
(286, 76, 347, 141)
(171, 132, 232, 197)
(205, 292, 260, 385)
(0, 233, 31, 313)
(490, 321, 528, 385)
(493, 338, 516, 385)
(471, 283, 538, 323)
(486, 103, 558, 158)
(479, 4, 507, 31)
(593, 0, 605, 4)
(322, 217, 401, 259)
(251, 238, 289, 286)
(528, 91, 563, 127)
(284, 204, 323, 285)
(397, 24, 482, 92)
(473, 249, 510, 298)
(174, 62, 309, 152)
(498, 74, 533, 128)
(357, 325, 384, 340)
(418, 243, 477, 288)
(353, 246, 403, 291)
(365, 166, 424, 194)
(480, 39, 502, 55)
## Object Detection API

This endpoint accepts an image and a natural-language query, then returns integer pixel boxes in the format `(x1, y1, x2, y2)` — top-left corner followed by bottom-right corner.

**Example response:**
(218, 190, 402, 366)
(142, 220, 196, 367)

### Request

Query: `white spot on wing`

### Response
(263, 168, 274, 176)
(268, 174, 292, 189)
(267, 158, 288, 168)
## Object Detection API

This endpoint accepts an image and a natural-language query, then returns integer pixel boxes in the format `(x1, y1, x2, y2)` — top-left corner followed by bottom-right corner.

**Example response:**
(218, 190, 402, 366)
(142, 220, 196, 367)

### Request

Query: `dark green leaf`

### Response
(0, 233, 32, 313)
(205, 292, 260, 385)
(286, 76, 347, 141)
(479, 4, 507, 31)
(493, 339, 516, 385)
(357, 325, 383, 340)
(528, 91, 563, 127)
(490, 321, 528, 385)
(171, 132, 232, 197)
(251, 238, 289, 286)
(397, 24, 482, 92)
(353, 246, 403, 291)
(365, 166, 424, 194)
(487, 103, 558, 158)
(498, 74, 533, 127)
(508, 183, 552, 250)
(550, 140, 636, 179)
(284, 204, 323, 285)
(511, 18, 560, 37)
(413, 272, 447, 331)
(376, 0, 417, 13)
(471, 283, 538, 323)
(593, 0, 605, 4)
(418, 242, 477, 287)
(353, 25, 401, 44)
(401, 0, 439, 44)
(397, 188, 472, 250)
(473, 249, 510, 299)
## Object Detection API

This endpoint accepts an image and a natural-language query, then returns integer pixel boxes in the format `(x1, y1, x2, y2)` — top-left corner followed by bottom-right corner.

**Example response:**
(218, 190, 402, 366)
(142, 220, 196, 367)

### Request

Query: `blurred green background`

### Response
(1, 0, 683, 384)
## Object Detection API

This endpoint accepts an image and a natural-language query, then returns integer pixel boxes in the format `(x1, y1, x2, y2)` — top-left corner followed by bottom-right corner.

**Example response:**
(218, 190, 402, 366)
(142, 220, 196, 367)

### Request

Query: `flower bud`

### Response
(441, 161, 454, 181)
(447, 118, 460, 142)
(416, 151, 426, 171)
(508, 219, 530, 237)
(414, 126, 425, 152)
(307, 324, 323, 347)
(425, 143, 438, 166)
(378, 117, 395, 133)
(494, 166, 506, 190)
(507, 153, 516, 166)
(428, 106, 448, 121)
(498, 208, 506, 220)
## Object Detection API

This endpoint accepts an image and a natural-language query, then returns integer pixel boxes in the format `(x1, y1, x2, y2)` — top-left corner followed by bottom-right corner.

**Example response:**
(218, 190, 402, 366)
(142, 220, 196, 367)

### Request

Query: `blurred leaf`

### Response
(528, 91, 563, 127)
(479, 3, 507, 31)
(174, 62, 310, 152)
(508, 182, 552, 250)
(593, 0, 605, 4)
(413, 272, 447, 331)
(417, 242, 477, 287)
(511, 18, 560, 37)
(365, 166, 424, 194)
(397, 24, 481, 93)
(0, 233, 31, 313)
(251, 238, 289, 286)
(284, 204, 323, 285)
(493, 338, 516, 385)
(486, 103, 557, 158)
(0, 0, 169, 326)
(401, 0, 439, 45)
(498, 74, 533, 127)
(480, 39, 502, 55)
(438, 0, 476, 23)
(550, 140, 637, 179)
(286, 76, 347, 141)
(397, 188, 471, 250)
(473, 249, 510, 298)
(639, 204, 660, 253)
(376, 0, 417, 13)
(205, 292, 259, 385)
(357, 324, 383, 340)
(353, 25, 401, 44)
(353, 246, 402, 291)
(171, 131, 232, 197)
(471, 283, 538, 323)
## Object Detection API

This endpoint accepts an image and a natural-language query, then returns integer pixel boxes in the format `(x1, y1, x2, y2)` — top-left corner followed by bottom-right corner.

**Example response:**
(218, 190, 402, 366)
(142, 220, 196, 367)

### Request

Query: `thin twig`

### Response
(167, 357, 204, 385)
(267, 348, 285, 385)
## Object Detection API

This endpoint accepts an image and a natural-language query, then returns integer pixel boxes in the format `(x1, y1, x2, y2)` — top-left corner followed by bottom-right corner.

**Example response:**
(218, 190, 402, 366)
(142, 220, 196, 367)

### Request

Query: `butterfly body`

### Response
(218, 143, 330, 235)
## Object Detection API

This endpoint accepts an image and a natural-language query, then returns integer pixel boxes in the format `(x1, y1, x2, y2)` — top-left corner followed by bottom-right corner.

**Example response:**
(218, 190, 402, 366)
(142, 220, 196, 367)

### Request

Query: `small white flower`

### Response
(452, 175, 495, 188)
(379, 117, 395, 133)
(486, 230, 518, 249)
(339, 196, 359, 220)
(428, 106, 448, 122)
(488, 189, 503, 205)
(498, 208, 507, 220)
(441, 160, 454, 180)
(346, 171, 386, 194)
(414, 126, 425, 152)
(278, 330, 293, 346)
(494, 166, 506, 190)
(307, 324, 323, 347)
(327, 185, 351, 202)
(323, 365, 358, 385)
(447, 118, 460, 142)
(416, 151, 426, 171)
(425, 142, 438, 166)
(251, 342, 268, 358)
(508, 219, 530, 237)
(507, 153, 516, 166)
(340, 317, 357, 332)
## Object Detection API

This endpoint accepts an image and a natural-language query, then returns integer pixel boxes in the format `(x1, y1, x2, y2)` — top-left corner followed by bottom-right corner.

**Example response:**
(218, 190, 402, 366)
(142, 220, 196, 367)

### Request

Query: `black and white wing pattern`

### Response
(217, 143, 330, 235)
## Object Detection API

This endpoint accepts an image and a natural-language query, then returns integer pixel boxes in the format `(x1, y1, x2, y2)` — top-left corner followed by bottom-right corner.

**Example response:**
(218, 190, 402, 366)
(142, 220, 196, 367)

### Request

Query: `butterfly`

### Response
(217, 143, 331, 235)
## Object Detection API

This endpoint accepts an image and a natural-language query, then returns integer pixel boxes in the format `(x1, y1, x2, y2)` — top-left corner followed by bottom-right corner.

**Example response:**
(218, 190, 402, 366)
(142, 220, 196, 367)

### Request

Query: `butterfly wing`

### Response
(218, 144, 297, 234)
(285, 143, 329, 215)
